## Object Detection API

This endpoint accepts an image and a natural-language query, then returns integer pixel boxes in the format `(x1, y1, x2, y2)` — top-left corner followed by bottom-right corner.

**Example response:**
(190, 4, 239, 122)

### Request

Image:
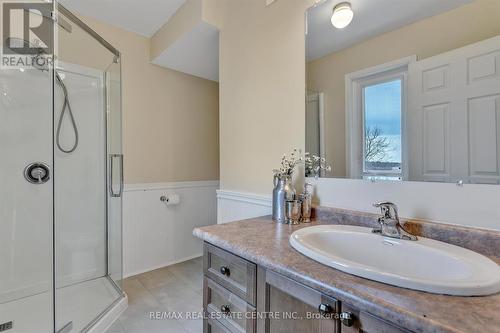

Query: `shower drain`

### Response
(0, 321, 13, 332)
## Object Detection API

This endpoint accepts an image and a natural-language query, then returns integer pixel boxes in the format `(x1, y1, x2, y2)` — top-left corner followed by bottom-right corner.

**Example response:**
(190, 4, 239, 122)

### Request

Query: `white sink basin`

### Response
(290, 225, 500, 296)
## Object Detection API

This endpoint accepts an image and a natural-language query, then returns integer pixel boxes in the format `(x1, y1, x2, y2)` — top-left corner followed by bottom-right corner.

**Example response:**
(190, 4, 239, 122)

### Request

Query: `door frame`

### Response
(306, 92, 326, 174)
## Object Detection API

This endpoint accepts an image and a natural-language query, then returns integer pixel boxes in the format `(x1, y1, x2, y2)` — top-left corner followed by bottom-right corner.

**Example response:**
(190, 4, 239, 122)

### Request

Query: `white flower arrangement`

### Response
(273, 148, 303, 179)
(305, 152, 332, 179)
(273, 149, 332, 180)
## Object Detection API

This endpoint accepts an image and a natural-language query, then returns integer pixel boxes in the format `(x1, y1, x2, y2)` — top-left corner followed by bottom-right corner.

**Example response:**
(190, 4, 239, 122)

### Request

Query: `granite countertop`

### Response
(193, 216, 500, 333)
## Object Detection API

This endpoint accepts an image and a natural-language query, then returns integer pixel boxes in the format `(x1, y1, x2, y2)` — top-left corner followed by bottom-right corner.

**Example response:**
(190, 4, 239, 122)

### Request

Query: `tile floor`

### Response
(107, 257, 204, 333)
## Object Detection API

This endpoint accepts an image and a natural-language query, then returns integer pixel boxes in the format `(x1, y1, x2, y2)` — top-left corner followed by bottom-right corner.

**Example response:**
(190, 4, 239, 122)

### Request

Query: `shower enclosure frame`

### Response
(55, 3, 127, 332)
(52, 1, 125, 332)
(57, 5, 119, 59)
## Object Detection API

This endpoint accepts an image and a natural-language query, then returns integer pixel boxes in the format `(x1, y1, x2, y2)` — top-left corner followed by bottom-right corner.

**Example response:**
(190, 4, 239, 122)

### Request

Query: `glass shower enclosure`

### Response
(0, 1, 125, 332)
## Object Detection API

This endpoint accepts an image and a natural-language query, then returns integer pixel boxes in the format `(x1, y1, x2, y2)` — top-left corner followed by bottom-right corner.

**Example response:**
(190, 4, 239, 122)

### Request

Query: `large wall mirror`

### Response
(305, 0, 500, 184)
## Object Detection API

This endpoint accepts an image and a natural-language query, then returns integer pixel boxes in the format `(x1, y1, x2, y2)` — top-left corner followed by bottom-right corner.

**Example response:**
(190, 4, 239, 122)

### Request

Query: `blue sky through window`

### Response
(364, 79, 402, 164)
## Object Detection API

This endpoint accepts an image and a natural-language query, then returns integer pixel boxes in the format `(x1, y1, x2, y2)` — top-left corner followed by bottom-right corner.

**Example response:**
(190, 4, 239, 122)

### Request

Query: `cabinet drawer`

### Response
(340, 304, 411, 333)
(204, 277, 256, 333)
(204, 243, 257, 305)
(204, 317, 233, 333)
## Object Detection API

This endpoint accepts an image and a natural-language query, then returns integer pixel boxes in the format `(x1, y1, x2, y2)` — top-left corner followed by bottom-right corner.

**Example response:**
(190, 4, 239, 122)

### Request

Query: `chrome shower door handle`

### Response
(109, 154, 124, 197)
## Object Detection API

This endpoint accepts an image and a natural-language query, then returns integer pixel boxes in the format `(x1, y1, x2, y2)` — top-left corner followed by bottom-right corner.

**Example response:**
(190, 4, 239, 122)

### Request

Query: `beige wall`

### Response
(72, 16, 219, 184)
(218, 0, 312, 194)
(307, 0, 500, 178)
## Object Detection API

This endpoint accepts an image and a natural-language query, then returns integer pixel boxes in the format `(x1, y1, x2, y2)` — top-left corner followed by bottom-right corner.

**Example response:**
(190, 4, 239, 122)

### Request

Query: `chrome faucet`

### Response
(372, 202, 417, 241)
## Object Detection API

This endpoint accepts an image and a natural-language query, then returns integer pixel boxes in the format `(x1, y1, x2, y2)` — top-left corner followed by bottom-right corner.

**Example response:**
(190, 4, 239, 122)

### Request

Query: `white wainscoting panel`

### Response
(123, 181, 218, 277)
(216, 190, 272, 224)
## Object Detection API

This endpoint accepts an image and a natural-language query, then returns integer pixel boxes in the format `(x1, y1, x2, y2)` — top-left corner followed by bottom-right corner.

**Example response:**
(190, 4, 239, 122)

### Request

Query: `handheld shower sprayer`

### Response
(5, 37, 79, 153)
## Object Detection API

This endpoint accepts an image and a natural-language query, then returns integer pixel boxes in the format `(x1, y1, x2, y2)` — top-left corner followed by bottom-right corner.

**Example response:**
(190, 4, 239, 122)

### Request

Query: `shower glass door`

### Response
(0, 1, 56, 332)
(54, 4, 123, 332)
(106, 58, 123, 292)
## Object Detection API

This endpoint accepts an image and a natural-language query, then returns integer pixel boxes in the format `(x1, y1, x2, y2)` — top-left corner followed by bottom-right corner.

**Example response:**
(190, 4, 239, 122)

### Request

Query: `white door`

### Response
(306, 92, 324, 158)
(408, 35, 500, 184)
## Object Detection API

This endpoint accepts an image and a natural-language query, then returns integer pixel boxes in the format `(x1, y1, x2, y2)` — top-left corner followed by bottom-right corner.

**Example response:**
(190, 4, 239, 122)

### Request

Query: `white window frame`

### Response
(345, 56, 416, 180)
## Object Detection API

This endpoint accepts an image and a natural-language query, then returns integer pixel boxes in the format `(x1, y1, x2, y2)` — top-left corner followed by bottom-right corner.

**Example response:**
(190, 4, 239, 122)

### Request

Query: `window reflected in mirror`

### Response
(363, 78, 402, 181)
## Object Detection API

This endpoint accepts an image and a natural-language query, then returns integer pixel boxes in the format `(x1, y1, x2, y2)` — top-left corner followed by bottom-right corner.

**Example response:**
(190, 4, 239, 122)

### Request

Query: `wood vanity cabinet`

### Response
(256, 267, 339, 333)
(203, 243, 410, 333)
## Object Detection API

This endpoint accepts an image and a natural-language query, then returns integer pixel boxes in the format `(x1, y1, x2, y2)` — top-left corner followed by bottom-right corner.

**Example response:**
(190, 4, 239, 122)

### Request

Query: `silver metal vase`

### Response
(272, 175, 296, 223)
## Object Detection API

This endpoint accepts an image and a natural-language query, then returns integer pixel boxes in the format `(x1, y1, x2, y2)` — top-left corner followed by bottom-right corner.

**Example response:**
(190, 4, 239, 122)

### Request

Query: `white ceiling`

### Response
(60, 0, 186, 37)
(152, 22, 219, 82)
(306, 0, 472, 61)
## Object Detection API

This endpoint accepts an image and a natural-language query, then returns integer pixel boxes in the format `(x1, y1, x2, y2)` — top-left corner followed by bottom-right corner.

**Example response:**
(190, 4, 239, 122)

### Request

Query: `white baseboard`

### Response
(123, 180, 218, 277)
(216, 190, 272, 224)
(124, 253, 202, 279)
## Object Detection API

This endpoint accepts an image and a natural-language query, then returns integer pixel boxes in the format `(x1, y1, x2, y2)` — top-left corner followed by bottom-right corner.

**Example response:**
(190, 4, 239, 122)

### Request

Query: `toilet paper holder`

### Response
(160, 194, 180, 205)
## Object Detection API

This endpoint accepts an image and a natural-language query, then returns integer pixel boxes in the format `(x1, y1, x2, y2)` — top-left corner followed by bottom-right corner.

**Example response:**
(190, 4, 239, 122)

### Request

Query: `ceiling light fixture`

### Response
(331, 2, 353, 29)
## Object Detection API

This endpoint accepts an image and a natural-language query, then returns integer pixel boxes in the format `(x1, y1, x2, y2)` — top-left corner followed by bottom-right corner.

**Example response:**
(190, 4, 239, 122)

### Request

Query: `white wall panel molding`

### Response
(123, 180, 219, 278)
(216, 190, 272, 224)
(124, 180, 220, 192)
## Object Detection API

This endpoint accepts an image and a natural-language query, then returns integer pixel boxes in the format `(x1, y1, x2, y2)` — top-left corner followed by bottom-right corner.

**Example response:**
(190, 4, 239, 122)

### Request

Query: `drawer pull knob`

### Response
(340, 312, 354, 327)
(220, 266, 231, 277)
(220, 305, 231, 314)
(318, 303, 333, 316)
